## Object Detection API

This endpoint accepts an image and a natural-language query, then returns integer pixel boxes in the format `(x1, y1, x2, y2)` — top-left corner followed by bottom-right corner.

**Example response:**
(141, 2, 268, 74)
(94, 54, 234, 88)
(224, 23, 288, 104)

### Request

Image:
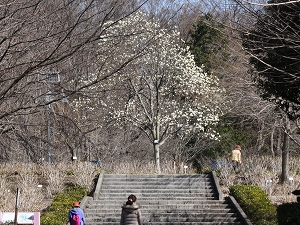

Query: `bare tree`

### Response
(0, 0, 149, 162)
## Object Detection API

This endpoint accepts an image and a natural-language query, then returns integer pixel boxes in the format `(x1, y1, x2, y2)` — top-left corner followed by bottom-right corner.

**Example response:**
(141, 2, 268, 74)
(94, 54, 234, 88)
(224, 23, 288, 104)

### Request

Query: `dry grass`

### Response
(0, 155, 298, 212)
(0, 162, 98, 212)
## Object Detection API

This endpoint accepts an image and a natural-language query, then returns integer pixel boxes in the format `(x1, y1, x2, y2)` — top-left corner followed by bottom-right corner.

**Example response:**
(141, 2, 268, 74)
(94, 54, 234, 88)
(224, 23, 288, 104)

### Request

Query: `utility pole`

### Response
(44, 72, 60, 164)
(47, 103, 51, 164)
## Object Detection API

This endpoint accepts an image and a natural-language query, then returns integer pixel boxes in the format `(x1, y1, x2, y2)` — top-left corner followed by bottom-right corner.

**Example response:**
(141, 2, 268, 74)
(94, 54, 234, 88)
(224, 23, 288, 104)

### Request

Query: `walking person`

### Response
(120, 194, 142, 225)
(228, 145, 242, 173)
(68, 202, 85, 225)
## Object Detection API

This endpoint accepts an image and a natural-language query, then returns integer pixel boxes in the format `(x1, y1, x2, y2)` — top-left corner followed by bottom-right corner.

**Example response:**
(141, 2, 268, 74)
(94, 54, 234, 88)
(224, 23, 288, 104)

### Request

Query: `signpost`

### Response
(14, 188, 20, 225)
(0, 188, 40, 224)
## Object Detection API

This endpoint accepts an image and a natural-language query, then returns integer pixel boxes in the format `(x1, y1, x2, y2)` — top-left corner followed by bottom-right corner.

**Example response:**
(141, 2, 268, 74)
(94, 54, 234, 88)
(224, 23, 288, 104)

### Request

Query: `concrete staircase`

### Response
(82, 172, 252, 225)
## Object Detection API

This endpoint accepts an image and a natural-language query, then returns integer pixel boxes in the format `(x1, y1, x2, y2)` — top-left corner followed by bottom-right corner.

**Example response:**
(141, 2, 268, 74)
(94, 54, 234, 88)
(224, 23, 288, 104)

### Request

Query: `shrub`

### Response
(277, 202, 300, 225)
(40, 186, 87, 225)
(66, 169, 74, 175)
(229, 185, 277, 225)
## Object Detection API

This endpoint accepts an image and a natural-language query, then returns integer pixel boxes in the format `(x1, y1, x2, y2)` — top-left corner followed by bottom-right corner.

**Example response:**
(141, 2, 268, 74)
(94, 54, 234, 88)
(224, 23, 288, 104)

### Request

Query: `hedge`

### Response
(40, 186, 87, 225)
(229, 185, 277, 225)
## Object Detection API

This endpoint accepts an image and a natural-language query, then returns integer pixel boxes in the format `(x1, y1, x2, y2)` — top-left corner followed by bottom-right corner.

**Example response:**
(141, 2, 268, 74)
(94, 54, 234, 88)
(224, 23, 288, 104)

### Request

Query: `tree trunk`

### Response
(270, 125, 275, 157)
(153, 112, 161, 173)
(281, 116, 290, 183)
(276, 128, 282, 157)
(154, 143, 161, 174)
(256, 121, 265, 152)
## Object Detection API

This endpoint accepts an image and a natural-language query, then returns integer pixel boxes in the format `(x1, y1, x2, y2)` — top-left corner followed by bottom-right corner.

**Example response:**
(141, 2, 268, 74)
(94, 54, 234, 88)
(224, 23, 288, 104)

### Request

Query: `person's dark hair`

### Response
(126, 194, 137, 205)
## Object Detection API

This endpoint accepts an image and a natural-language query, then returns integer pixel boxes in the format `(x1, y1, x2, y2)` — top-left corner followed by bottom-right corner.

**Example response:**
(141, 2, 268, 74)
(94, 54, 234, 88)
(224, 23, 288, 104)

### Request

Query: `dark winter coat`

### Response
(120, 202, 142, 225)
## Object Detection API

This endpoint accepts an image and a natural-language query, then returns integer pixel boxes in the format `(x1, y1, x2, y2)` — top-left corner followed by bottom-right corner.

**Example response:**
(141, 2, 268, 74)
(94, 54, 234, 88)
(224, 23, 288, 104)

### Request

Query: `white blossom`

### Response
(71, 11, 224, 144)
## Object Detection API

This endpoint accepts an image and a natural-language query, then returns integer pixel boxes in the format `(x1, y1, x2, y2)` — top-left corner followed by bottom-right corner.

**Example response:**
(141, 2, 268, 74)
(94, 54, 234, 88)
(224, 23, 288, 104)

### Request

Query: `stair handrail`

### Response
(211, 171, 223, 200)
(80, 195, 92, 212)
(93, 170, 105, 200)
(227, 196, 253, 225)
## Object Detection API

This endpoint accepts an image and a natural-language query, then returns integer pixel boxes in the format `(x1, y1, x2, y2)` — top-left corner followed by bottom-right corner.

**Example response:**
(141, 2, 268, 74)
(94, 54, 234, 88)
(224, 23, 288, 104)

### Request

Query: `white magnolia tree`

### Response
(73, 12, 224, 172)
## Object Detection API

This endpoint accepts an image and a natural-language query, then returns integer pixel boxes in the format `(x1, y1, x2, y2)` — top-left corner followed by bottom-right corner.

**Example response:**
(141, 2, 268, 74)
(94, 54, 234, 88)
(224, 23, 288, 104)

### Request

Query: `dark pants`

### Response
(232, 161, 240, 173)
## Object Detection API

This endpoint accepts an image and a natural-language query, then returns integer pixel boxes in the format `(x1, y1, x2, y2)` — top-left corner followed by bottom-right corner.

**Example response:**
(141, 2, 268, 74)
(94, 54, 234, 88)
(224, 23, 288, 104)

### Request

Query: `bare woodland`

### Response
(1, 0, 300, 202)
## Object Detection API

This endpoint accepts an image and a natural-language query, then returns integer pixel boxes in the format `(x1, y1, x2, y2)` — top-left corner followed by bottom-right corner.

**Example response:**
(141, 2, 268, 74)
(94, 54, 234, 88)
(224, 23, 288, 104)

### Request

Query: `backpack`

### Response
(71, 213, 81, 225)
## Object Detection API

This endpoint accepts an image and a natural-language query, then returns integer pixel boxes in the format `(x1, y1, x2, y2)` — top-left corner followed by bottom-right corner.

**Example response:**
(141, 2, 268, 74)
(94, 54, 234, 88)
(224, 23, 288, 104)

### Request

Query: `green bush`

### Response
(229, 185, 277, 225)
(40, 186, 87, 225)
(277, 202, 300, 225)
(66, 169, 74, 175)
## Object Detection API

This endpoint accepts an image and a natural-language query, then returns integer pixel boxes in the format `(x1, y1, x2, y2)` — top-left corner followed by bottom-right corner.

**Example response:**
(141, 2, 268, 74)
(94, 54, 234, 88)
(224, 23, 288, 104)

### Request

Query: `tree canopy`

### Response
(187, 13, 229, 73)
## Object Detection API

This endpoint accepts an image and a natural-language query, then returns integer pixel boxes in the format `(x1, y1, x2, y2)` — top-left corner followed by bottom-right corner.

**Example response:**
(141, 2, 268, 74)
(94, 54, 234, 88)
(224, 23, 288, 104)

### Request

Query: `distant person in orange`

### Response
(69, 202, 85, 225)
(228, 145, 242, 173)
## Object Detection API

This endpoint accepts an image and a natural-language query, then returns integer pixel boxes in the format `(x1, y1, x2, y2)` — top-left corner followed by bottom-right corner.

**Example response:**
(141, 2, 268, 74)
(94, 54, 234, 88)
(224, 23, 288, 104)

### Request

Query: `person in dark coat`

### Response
(120, 194, 142, 225)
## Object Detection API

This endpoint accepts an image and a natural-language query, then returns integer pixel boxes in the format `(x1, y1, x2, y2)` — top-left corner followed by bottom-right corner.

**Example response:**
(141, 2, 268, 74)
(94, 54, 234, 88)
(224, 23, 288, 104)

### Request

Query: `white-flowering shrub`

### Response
(71, 12, 224, 171)
(72, 12, 223, 139)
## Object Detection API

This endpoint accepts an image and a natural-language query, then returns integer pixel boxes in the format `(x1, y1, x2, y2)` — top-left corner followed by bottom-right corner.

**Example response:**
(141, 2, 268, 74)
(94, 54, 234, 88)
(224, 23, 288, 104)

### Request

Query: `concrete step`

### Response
(105, 175, 211, 183)
(102, 178, 213, 183)
(86, 214, 239, 223)
(97, 193, 217, 196)
(90, 199, 230, 204)
(87, 201, 230, 211)
(86, 207, 232, 213)
(103, 175, 211, 178)
(98, 189, 214, 194)
(101, 189, 213, 193)
(85, 206, 235, 216)
(101, 182, 212, 190)
(103, 174, 211, 178)
(87, 202, 230, 209)
(85, 222, 242, 225)
(93, 198, 219, 206)
(99, 195, 217, 200)
(88, 197, 221, 208)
